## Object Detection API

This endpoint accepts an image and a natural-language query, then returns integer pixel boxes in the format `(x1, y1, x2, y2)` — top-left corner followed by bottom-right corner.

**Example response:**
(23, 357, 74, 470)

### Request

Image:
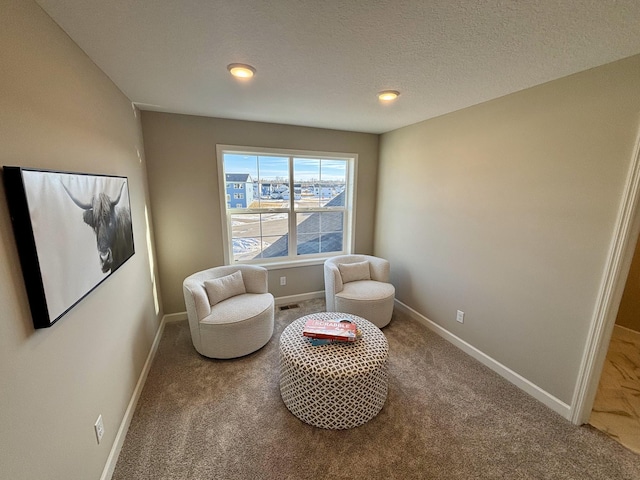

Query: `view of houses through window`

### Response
(218, 147, 355, 264)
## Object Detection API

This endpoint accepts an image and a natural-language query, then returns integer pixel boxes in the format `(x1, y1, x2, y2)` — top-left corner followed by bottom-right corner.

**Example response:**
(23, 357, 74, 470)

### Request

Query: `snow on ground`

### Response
(232, 238, 272, 255)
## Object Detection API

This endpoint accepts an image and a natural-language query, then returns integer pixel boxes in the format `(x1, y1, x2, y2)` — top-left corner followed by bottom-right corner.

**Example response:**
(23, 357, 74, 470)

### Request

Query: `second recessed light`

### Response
(378, 90, 400, 101)
(228, 63, 256, 79)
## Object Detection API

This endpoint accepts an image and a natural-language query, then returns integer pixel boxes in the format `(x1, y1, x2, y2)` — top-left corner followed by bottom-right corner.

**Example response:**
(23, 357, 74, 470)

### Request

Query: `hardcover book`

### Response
(302, 318, 357, 342)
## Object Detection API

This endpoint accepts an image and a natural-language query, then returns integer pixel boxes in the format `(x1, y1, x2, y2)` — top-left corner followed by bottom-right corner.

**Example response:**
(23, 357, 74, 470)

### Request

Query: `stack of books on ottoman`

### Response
(302, 318, 362, 345)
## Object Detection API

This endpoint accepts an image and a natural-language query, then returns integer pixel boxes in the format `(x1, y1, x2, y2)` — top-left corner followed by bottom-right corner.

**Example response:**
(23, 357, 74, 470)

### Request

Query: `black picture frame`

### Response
(3, 167, 135, 328)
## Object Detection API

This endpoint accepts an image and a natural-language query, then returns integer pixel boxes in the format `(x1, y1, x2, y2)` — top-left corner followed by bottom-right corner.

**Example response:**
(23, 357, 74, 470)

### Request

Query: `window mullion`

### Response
(288, 155, 296, 258)
(226, 210, 233, 263)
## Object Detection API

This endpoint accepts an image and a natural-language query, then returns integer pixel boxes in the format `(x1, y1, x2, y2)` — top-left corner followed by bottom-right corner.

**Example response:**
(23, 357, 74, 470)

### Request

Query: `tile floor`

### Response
(589, 325, 640, 454)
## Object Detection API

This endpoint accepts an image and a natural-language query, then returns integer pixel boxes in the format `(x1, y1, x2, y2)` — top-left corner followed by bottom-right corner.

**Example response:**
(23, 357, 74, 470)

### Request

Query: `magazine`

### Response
(302, 318, 357, 342)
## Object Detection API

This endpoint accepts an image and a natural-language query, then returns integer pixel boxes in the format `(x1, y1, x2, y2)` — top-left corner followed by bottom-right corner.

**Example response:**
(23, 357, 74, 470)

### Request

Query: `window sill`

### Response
(235, 257, 334, 270)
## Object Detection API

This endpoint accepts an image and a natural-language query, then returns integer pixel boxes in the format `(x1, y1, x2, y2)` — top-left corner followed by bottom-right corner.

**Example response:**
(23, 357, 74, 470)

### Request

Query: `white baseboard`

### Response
(275, 290, 325, 306)
(394, 300, 572, 420)
(164, 311, 187, 323)
(100, 314, 170, 480)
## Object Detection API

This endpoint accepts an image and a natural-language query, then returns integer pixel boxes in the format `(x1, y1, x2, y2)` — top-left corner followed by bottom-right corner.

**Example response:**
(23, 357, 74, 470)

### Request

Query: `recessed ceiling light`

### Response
(228, 63, 256, 79)
(378, 90, 400, 101)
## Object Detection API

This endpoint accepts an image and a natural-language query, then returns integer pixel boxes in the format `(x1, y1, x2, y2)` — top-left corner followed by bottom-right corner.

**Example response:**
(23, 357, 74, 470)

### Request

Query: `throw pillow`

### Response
(338, 261, 371, 283)
(204, 270, 247, 306)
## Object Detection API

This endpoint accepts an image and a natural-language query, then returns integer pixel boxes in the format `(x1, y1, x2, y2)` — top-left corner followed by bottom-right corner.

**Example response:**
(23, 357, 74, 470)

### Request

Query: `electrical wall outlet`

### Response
(456, 310, 465, 324)
(280, 276, 286, 286)
(94, 415, 104, 444)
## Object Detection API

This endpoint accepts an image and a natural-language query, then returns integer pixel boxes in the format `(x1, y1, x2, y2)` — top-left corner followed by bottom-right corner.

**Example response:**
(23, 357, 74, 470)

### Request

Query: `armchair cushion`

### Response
(337, 279, 395, 302)
(338, 261, 371, 283)
(204, 270, 246, 306)
(202, 293, 273, 325)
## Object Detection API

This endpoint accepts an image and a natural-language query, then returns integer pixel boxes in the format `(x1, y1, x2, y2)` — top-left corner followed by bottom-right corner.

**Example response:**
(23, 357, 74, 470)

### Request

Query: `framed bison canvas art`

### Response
(3, 167, 135, 328)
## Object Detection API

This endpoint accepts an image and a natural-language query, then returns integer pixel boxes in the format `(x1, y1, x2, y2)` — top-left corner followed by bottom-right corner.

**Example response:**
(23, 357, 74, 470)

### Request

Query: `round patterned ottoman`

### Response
(279, 312, 389, 429)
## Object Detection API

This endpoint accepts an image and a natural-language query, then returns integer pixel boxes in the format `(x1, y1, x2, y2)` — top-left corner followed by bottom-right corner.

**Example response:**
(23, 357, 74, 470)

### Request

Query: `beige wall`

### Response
(376, 55, 640, 404)
(616, 237, 640, 332)
(0, 2, 161, 479)
(141, 112, 379, 314)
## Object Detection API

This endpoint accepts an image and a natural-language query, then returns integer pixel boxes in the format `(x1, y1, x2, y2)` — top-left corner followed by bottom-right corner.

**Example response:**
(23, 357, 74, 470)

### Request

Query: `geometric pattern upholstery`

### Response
(325, 255, 395, 328)
(279, 312, 389, 429)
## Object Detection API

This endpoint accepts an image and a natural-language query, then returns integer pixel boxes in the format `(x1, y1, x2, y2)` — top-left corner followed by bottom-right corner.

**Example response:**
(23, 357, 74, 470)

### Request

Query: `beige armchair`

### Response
(324, 254, 395, 328)
(183, 265, 274, 359)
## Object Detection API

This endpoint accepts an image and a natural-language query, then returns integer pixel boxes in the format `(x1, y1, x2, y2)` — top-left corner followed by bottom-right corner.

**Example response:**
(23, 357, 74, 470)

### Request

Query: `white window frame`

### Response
(216, 145, 357, 268)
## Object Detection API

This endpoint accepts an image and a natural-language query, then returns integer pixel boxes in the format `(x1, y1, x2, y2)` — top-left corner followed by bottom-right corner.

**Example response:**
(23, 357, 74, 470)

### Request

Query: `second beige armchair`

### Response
(324, 254, 395, 328)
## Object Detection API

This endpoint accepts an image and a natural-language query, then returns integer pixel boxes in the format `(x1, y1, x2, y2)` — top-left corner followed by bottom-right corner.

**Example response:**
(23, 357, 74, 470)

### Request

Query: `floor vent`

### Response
(279, 304, 300, 311)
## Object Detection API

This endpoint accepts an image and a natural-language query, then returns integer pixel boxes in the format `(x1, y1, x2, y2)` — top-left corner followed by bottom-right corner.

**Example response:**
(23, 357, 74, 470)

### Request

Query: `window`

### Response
(233, 193, 244, 199)
(233, 183, 243, 189)
(217, 145, 356, 265)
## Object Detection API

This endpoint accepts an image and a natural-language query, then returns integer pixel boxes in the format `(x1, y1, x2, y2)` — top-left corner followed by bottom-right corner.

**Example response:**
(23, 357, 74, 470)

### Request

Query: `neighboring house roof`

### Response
(226, 173, 253, 183)
(261, 191, 345, 258)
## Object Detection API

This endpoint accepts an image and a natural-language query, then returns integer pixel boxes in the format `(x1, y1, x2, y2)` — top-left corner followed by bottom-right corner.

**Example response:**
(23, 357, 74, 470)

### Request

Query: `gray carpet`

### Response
(113, 299, 640, 479)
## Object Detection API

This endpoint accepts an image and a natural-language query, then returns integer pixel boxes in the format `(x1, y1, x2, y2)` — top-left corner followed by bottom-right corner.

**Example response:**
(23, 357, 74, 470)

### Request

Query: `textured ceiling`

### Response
(36, 0, 640, 134)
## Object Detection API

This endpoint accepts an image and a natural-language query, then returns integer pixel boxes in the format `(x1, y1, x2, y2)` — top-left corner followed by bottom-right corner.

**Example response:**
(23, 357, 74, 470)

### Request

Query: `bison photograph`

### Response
(3, 168, 135, 327)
